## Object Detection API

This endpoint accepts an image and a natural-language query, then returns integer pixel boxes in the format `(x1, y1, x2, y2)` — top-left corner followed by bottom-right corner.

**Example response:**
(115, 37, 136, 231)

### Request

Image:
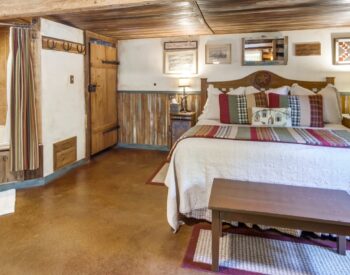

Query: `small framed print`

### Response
(164, 50, 198, 75)
(164, 41, 198, 50)
(206, 44, 232, 64)
(334, 37, 350, 65)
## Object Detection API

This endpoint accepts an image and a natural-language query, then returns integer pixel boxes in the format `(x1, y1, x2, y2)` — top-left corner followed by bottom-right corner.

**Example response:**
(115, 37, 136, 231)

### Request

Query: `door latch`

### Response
(88, 84, 97, 93)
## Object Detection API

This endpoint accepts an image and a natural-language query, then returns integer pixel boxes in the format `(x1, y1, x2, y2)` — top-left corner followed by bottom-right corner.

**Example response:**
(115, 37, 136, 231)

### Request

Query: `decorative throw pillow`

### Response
(198, 86, 247, 121)
(219, 92, 268, 124)
(290, 84, 342, 124)
(252, 107, 292, 127)
(269, 93, 324, 127)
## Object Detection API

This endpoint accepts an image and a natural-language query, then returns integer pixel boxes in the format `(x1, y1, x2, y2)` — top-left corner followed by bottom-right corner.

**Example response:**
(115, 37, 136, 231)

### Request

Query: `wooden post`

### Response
(326, 77, 335, 85)
(200, 78, 208, 113)
(212, 210, 221, 272)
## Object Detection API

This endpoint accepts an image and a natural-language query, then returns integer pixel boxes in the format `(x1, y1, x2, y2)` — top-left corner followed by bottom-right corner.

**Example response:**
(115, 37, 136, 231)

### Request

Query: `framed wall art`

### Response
(164, 41, 198, 50)
(334, 37, 350, 65)
(164, 49, 198, 74)
(206, 44, 231, 64)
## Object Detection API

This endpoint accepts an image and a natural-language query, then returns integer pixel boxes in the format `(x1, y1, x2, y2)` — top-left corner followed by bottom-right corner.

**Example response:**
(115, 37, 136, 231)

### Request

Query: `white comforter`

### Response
(165, 120, 350, 231)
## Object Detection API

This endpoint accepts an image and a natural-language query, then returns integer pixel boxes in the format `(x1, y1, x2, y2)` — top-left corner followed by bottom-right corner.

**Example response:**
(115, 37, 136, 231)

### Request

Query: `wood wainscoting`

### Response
(0, 145, 43, 184)
(118, 92, 201, 148)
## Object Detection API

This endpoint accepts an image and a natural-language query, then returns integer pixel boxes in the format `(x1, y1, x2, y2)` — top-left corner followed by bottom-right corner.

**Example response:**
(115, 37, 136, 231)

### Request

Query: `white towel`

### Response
(0, 189, 16, 216)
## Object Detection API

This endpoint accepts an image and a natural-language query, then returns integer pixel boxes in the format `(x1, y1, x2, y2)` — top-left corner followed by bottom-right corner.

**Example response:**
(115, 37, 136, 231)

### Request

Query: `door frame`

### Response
(84, 31, 118, 159)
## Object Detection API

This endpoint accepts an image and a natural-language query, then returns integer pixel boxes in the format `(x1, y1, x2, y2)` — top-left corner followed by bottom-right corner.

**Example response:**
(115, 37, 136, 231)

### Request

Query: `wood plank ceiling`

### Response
(48, 0, 350, 39)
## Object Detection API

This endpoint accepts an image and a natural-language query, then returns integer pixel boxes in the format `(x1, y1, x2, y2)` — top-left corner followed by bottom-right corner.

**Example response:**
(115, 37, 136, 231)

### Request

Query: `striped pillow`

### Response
(219, 92, 268, 124)
(268, 93, 324, 127)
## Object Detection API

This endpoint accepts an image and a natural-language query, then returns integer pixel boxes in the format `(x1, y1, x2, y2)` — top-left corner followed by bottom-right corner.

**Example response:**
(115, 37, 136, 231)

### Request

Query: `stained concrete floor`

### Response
(0, 149, 208, 275)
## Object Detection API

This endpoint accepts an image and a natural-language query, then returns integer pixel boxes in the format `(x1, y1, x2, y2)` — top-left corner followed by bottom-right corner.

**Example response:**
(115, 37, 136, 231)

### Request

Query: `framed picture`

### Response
(164, 41, 198, 50)
(334, 37, 350, 65)
(206, 44, 232, 64)
(164, 50, 198, 74)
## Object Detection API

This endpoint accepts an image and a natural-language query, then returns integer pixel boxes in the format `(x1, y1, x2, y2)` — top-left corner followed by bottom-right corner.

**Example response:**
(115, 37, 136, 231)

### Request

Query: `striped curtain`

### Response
(9, 27, 39, 171)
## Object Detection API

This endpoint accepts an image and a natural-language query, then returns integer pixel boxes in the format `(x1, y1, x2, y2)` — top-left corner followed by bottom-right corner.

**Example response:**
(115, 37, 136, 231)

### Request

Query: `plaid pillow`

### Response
(268, 93, 324, 127)
(219, 92, 267, 124)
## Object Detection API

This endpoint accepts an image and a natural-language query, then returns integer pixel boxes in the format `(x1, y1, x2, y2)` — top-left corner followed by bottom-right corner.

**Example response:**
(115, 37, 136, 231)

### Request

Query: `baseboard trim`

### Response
(117, 143, 169, 152)
(0, 159, 88, 192)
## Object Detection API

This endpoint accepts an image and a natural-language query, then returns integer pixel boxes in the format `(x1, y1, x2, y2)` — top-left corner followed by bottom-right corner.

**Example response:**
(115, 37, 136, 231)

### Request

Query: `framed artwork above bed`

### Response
(334, 37, 350, 65)
(164, 49, 198, 75)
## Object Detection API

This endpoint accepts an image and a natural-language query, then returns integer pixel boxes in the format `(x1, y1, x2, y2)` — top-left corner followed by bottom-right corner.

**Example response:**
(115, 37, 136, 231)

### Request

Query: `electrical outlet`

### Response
(70, 75, 74, 84)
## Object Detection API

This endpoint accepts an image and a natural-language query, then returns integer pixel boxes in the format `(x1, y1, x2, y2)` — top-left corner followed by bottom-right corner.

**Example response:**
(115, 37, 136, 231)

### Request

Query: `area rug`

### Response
(146, 161, 168, 186)
(183, 224, 350, 275)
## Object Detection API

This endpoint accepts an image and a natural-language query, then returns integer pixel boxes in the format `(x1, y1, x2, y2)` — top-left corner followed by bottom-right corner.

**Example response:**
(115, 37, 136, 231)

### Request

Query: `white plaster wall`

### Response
(119, 27, 350, 92)
(40, 19, 85, 176)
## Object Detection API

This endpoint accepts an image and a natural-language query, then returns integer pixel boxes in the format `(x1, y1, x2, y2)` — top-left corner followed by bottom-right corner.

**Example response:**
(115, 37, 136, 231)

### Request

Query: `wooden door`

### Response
(90, 42, 118, 155)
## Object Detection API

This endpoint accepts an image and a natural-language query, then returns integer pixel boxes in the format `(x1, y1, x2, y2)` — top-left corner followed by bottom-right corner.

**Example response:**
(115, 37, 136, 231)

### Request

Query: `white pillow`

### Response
(228, 87, 245, 95)
(318, 84, 342, 124)
(245, 86, 261, 95)
(290, 83, 315, 96)
(265, 86, 290, 96)
(198, 85, 222, 120)
(198, 86, 246, 120)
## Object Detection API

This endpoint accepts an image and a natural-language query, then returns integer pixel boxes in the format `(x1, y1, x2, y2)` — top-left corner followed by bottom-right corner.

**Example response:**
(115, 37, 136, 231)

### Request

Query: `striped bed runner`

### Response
(169, 125, 350, 160)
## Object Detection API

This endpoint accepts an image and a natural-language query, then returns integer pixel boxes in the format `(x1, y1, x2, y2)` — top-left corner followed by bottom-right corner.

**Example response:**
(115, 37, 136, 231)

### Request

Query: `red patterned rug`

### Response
(182, 223, 350, 274)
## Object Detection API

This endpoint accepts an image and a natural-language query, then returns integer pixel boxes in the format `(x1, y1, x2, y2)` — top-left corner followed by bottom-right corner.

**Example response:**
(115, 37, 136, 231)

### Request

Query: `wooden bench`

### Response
(209, 178, 350, 272)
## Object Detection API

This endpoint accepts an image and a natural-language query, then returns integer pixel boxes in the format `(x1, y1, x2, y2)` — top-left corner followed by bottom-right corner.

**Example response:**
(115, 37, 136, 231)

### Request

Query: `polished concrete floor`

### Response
(0, 149, 208, 275)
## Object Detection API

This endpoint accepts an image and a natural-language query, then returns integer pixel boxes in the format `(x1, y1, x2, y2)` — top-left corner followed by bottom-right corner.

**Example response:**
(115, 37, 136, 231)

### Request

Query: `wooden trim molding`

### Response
(42, 36, 86, 55)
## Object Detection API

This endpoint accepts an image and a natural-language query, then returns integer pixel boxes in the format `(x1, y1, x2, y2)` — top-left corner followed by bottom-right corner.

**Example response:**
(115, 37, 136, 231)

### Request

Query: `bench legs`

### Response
(212, 210, 221, 272)
(337, 235, 347, 255)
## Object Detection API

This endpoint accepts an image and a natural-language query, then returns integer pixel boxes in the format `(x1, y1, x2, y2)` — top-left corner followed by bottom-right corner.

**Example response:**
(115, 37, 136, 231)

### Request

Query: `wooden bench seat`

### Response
(209, 178, 350, 272)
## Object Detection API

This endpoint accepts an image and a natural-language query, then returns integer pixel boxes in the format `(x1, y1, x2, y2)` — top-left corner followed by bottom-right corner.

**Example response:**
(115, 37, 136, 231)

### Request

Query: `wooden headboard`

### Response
(200, 70, 335, 111)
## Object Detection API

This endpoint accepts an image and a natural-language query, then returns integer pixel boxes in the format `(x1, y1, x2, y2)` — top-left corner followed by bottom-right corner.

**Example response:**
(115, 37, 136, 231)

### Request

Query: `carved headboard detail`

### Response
(200, 70, 335, 111)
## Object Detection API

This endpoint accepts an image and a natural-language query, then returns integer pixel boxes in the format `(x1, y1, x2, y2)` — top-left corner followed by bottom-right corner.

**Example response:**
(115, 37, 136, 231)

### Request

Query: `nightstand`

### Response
(342, 114, 350, 129)
(170, 112, 196, 147)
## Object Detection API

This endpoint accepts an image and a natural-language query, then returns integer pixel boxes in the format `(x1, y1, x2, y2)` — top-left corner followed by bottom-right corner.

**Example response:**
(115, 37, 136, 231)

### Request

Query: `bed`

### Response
(165, 71, 350, 234)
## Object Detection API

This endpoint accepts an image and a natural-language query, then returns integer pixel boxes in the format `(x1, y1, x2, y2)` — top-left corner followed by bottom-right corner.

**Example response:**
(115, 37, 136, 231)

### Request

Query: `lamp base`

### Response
(180, 96, 189, 113)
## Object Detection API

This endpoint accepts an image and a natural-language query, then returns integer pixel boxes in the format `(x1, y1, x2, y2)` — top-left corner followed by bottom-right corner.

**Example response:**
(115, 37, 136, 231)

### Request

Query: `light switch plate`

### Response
(70, 75, 74, 84)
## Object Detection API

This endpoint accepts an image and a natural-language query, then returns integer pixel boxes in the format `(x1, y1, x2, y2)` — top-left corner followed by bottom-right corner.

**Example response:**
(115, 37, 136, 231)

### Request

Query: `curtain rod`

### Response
(0, 22, 33, 28)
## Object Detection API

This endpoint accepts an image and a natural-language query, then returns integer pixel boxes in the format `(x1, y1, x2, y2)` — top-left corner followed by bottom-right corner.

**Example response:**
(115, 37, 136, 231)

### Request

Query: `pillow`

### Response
(265, 86, 290, 96)
(290, 84, 342, 124)
(228, 87, 245, 95)
(317, 84, 342, 124)
(219, 92, 268, 124)
(198, 86, 247, 121)
(290, 84, 315, 96)
(252, 107, 292, 127)
(245, 86, 261, 95)
(198, 85, 221, 120)
(269, 93, 324, 128)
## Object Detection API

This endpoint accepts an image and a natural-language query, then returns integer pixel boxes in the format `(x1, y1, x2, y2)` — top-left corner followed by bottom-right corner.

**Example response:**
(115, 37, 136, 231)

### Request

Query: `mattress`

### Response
(165, 120, 350, 231)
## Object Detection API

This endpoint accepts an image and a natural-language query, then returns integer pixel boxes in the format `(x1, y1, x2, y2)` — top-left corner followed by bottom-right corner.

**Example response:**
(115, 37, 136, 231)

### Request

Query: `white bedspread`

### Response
(165, 120, 350, 231)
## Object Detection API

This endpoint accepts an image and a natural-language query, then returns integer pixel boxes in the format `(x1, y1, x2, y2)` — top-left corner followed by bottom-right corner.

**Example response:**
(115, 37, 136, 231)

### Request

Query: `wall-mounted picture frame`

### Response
(164, 41, 198, 50)
(164, 49, 198, 74)
(334, 37, 350, 65)
(205, 44, 231, 64)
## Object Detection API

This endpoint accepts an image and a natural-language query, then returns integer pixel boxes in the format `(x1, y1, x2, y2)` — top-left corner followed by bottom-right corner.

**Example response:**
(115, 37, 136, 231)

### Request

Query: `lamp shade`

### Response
(178, 78, 191, 87)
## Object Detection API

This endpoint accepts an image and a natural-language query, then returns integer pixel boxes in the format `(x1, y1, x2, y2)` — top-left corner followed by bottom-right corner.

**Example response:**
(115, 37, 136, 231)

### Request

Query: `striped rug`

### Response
(183, 224, 350, 275)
